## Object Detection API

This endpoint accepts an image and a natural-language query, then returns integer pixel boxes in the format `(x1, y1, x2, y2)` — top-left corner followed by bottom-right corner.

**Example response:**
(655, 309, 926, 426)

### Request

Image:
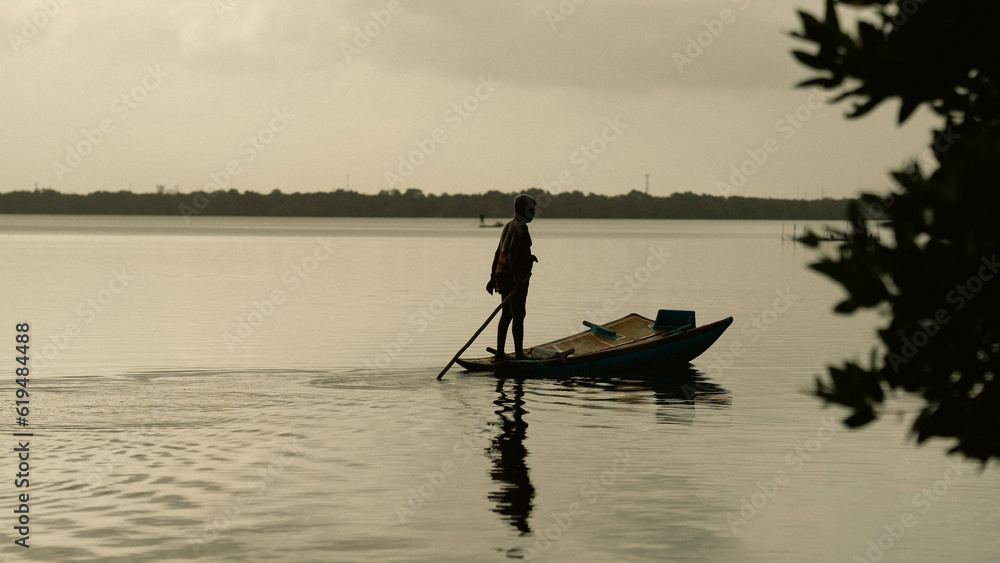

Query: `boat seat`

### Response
(582, 320, 622, 339)
(652, 309, 696, 332)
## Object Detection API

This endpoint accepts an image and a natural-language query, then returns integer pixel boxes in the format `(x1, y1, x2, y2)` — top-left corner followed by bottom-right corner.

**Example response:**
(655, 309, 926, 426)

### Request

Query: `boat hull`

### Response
(456, 314, 733, 377)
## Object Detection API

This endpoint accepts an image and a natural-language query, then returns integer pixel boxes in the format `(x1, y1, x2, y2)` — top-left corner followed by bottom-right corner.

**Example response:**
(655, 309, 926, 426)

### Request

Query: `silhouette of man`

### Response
(487, 194, 538, 362)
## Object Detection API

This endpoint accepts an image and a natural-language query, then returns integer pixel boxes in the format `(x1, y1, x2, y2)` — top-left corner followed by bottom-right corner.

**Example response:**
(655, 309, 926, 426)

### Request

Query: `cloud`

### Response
(338, 0, 804, 92)
(2, 0, 806, 88)
(174, 2, 346, 73)
(2, 0, 348, 73)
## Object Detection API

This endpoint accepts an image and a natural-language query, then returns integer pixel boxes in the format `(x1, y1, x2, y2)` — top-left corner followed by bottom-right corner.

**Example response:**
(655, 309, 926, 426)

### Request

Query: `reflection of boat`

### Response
(551, 367, 731, 425)
(457, 310, 733, 377)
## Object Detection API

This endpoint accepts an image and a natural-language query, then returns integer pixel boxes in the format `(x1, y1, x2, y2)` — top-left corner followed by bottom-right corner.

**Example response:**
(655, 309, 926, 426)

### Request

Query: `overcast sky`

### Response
(1, 0, 939, 199)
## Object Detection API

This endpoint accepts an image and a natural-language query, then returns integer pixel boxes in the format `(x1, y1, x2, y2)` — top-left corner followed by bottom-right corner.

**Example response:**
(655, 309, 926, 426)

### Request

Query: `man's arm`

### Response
(487, 222, 511, 294)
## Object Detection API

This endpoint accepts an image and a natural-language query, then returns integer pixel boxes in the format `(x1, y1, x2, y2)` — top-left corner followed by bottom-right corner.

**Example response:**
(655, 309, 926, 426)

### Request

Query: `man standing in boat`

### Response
(487, 194, 538, 362)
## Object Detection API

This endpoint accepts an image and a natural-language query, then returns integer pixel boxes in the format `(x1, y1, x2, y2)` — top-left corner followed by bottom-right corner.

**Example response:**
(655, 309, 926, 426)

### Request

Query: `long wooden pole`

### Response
(437, 277, 529, 380)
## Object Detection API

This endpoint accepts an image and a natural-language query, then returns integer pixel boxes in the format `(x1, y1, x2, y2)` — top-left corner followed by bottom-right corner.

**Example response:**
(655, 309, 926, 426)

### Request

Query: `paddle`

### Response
(437, 275, 530, 380)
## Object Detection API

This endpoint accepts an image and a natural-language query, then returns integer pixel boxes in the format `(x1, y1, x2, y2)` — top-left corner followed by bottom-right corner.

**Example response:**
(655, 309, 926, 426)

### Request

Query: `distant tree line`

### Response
(0, 187, 854, 220)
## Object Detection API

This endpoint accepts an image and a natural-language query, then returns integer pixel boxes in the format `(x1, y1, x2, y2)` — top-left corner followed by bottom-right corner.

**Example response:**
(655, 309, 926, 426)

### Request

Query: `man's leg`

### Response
(495, 297, 512, 362)
(512, 284, 528, 360)
(513, 317, 525, 359)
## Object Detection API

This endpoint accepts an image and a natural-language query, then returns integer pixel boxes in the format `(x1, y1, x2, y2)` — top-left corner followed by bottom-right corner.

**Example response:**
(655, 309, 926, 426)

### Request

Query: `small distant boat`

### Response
(457, 310, 733, 377)
(794, 232, 849, 243)
(783, 223, 881, 244)
(478, 215, 504, 228)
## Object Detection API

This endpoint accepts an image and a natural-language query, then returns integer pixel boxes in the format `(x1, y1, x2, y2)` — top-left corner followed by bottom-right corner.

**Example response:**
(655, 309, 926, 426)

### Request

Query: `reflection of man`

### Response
(486, 194, 538, 362)
(488, 378, 534, 536)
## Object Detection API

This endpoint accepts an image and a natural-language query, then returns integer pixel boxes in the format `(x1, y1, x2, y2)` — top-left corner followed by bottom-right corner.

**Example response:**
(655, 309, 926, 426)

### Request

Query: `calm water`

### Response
(0, 216, 997, 562)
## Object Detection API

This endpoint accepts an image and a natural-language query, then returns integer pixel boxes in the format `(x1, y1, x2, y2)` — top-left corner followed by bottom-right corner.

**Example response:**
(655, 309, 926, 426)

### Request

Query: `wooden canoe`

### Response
(456, 310, 733, 377)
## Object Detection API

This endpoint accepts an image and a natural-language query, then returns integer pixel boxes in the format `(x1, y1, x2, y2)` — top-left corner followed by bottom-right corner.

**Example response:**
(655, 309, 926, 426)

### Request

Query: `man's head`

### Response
(514, 194, 537, 223)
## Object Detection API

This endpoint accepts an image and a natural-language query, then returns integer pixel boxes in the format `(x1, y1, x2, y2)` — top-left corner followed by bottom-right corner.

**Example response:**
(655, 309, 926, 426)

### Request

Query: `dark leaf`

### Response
(792, 50, 825, 69)
(834, 299, 860, 314)
(844, 409, 877, 428)
(797, 76, 840, 88)
(857, 21, 884, 48)
(898, 97, 921, 124)
(848, 96, 884, 118)
(823, 0, 839, 31)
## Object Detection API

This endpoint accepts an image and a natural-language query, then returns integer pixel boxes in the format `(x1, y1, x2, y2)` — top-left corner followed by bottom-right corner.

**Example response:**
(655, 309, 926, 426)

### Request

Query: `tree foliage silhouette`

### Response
(793, 0, 1000, 460)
